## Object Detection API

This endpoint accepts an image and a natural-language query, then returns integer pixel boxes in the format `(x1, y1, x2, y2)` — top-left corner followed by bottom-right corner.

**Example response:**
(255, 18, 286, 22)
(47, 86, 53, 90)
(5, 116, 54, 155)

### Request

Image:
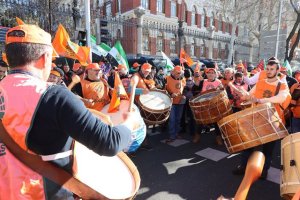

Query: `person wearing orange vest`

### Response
(47, 67, 66, 86)
(0, 24, 136, 199)
(71, 63, 111, 111)
(221, 68, 234, 89)
(191, 67, 224, 145)
(290, 82, 300, 133)
(233, 57, 291, 179)
(226, 72, 250, 113)
(164, 66, 186, 143)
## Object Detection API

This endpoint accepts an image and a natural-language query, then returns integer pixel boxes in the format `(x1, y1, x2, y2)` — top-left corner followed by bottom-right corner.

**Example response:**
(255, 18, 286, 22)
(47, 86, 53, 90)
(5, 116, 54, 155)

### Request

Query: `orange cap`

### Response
(86, 63, 100, 70)
(205, 68, 217, 73)
(141, 63, 152, 72)
(50, 70, 61, 77)
(6, 24, 52, 46)
(173, 65, 183, 73)
(133, 62, 140, 68)
(73, 63, 81, 71)
(236, 63, 244, 69)
(118, 64, 127, 71)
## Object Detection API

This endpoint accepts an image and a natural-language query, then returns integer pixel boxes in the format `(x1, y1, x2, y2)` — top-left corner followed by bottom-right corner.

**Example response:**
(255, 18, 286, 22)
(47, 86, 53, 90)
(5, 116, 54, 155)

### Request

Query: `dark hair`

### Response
(234, 72, 243, 79)
(267, 57, 280, 69)
(53, 67, 64, 77)
(0, 60, 8, 67)
(5, 43, 51, 68)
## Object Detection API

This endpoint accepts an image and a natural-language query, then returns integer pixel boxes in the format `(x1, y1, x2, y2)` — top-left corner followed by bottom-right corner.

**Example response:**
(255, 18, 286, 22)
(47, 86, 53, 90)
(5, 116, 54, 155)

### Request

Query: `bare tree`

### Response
(285, 0, 300, 62)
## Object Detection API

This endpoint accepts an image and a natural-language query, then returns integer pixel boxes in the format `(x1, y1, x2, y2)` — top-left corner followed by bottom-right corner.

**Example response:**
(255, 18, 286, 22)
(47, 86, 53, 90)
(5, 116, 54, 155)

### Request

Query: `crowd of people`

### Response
(1, 23, 300, 199)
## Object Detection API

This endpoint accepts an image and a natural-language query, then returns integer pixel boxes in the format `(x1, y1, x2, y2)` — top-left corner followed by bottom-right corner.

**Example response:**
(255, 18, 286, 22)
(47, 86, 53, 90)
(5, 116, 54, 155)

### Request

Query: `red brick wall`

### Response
(122, 18, 137, 55)
(164, 39, 170, 55)
(177, 3, 182, 20)
(150, 0, 157, 14)
(206, 16, 210, 27)
(222, 21, 225, 33)
(186, 11, 191, 26)
(122, 0, 139, 13)
(165, 0, 170, 17)
(150, 37, 156, 55)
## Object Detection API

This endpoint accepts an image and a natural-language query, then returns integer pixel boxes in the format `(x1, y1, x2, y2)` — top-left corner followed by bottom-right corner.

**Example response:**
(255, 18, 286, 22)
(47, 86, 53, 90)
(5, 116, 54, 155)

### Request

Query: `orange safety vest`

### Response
(230, 82, 248, 108)
(0, 73, 49, 200)
(202, 79, 222, 93)
(165, 76, 186, 104)
(290, 83, 300, 118)
(254, 79, 291, 124)
(133, 73, 156, 101)
(81, 78, 110, 111)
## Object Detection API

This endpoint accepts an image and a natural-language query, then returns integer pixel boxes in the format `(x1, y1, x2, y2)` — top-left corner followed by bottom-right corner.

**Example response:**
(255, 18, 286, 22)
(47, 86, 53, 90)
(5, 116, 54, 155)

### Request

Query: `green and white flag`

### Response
(161, 51, 174, 70)
(108, 40, 129, 70)
(282, 60, 292, 76)
(90, 35, 111, 57)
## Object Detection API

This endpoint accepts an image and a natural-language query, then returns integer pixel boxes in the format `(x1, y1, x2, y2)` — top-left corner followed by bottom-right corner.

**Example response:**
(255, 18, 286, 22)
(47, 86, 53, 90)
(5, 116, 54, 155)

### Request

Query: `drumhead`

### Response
(191, 90, 219, 103)
(73, 142, 138, 199)
(139, 91, 172, 110)
(101, 100, 137, 125)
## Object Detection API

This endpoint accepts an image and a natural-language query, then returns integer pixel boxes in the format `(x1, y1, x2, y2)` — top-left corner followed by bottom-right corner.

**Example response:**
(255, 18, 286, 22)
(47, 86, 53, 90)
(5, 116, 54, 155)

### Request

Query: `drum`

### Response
(73, 142, 140, 200)
(280, 133, 300, 200)
(240, 101, 254, 110)
(101, 100, 146, 153)
(138, 90, 172, 125)
(218, 103, 288, 154)
(189, 89, 232, 125)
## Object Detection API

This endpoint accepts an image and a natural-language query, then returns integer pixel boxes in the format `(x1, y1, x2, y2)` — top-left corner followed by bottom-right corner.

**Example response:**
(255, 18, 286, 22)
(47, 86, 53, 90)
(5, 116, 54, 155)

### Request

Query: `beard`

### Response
(267, 73, 277, 79)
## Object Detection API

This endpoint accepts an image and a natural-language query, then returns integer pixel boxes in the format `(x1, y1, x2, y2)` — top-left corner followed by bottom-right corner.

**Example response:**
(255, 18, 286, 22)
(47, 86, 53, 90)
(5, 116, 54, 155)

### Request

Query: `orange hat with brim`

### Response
(141, 63, 152, 72)
(236, 63, 244, 69)
(205, 68, 217, 73)
(86, 63, 100, 70)
(73, 63, 81, 71)
(173, 65, 183, 73)
(50, 70, 61, 77)
(133, 62, 140, 68)
(6, 24, 52, 45)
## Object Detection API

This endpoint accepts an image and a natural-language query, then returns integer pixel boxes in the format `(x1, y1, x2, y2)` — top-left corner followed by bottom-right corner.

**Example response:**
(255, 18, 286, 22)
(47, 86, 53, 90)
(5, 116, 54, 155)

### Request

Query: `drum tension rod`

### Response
(290, 160, 296, 166)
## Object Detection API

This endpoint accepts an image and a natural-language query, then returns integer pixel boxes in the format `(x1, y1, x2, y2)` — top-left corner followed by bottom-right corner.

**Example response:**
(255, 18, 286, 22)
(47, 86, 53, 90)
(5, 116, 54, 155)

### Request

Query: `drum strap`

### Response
(275, 82, 285, 111)
(0, 121, 108, 200)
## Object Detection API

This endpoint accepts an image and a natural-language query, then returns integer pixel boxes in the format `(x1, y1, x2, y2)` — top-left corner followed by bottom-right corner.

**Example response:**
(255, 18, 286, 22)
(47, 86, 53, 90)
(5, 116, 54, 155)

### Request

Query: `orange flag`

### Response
(180, 48, 194, 67)
(108, 72, 129, 113)
(52, 24, 89, 65)
(16, 17, 25, 25)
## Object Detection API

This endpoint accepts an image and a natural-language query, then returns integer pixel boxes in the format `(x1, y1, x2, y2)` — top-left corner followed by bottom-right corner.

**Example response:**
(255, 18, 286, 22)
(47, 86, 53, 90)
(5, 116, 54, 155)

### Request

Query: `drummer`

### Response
(130, 63, 156, 150)
(0, 24, 136, 199)
(290, 80, 300, 133)
(191, 67, 224, 145)
(221, 68, 234, 89)
(226, 72, 250, 113)
(165, 66, 186, 143)
(233, 57, 291, 179)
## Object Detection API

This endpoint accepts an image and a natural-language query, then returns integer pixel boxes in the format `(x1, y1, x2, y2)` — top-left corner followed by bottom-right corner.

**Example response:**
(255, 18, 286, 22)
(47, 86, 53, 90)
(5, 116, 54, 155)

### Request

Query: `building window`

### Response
(210, 12, 214, 27)
(141, 0, 149, 10)
(116, 0, 121, 13)
(226, 23, 230, 33)
(143, 34, 149, 51)
(106, 3, 112, 16)
(170, 39, 176, 54)
(182, 4, 186, 22)
(190, 45, 194, 56)
(218, 43, 222, 58)
(157, 0, 164, 13)
(219, 15, 222, 31)
(200, 45, 205, 57)
(204, 16, 207, 27)
(171, 1, 177, 17)
(191, 6, 196, 26)
(156, 39, 163, 52)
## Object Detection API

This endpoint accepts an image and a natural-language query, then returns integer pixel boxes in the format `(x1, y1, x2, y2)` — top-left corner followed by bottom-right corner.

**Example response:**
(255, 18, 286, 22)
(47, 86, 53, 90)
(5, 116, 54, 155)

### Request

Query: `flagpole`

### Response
(85, 0, 92, 61)
(275, 0, 283, 58)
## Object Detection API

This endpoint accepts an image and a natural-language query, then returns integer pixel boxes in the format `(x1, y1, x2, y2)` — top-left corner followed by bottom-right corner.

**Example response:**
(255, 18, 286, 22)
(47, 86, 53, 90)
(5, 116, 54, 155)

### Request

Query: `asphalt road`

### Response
(130, 127, 282, 200)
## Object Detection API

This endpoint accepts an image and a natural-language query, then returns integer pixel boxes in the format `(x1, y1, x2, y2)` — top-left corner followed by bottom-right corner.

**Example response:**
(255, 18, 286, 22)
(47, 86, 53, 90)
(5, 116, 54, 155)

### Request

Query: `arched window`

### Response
(141, 0, 149, 9)
(191, 39, 196, 56)
(191, 6, 196, 26)
(143, 30, 149, 51)
(210, 11, 214, 27)
(170, 33, 176, 54)
(219, 14, 222, 31)
(203, 9, 207, 27)
(156, 31, 164, 52)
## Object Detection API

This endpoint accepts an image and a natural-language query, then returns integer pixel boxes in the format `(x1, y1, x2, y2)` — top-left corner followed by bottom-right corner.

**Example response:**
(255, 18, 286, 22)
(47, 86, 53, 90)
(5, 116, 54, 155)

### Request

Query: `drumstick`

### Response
(234, 151, 265, 200)
(128, 75, 139, 112)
